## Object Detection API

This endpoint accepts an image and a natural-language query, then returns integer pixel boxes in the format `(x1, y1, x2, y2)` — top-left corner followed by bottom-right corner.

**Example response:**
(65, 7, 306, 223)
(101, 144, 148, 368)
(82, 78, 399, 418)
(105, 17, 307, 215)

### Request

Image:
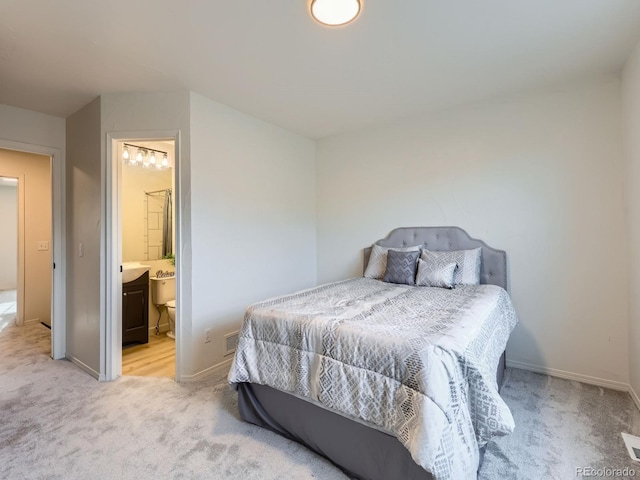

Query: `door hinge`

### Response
(53, 262, 56, 269)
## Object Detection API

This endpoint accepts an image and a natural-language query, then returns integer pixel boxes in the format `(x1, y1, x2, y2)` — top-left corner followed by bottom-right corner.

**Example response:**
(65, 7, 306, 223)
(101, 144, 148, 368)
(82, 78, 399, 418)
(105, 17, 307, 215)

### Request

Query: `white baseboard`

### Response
(66, 354, 103, 381)
(506, 359, 629, 392)
(180, 358, 232, 383)
(629, 384, 640, 413)
(149, 321, 169, 334)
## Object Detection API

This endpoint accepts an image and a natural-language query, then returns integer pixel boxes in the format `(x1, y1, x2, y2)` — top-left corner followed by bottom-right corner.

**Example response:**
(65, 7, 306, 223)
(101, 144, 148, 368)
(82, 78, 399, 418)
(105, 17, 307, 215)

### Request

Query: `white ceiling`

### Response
(2, 0, 640, 139)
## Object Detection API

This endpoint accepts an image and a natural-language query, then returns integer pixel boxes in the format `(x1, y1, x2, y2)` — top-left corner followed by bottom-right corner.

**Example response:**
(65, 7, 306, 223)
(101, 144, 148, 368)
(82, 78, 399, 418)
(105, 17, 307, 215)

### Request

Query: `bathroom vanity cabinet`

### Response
(122, 271, 149, 346)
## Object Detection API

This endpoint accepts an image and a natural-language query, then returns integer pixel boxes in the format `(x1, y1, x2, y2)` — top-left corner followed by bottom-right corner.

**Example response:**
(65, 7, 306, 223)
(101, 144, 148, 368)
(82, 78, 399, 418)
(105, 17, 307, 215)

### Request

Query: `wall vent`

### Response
(224, 331, 240, 356)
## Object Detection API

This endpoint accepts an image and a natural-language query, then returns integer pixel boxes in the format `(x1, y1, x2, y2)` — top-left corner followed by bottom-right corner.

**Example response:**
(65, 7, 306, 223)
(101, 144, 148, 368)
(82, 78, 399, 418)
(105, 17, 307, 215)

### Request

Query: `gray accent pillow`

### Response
(364, 244, 422, 280)
(415, 259, 456, 288)
(420, 247, 482, 285)
(383, 250, 420, 285)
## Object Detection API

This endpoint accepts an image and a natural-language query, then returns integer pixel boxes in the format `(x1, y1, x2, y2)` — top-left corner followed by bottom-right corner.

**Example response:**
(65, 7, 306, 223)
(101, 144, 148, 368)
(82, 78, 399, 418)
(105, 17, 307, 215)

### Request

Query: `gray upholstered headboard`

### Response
(363, 226, 508, 291)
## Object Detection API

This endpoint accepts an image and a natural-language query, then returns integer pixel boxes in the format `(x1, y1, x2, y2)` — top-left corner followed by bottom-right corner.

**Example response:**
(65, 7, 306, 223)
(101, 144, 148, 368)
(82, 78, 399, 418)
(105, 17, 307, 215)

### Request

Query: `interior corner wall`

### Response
(189, 92, 316, 377)
(316, 78, 628, 386)
(623, 39, 640, 398)
(66, 97, 102, 376)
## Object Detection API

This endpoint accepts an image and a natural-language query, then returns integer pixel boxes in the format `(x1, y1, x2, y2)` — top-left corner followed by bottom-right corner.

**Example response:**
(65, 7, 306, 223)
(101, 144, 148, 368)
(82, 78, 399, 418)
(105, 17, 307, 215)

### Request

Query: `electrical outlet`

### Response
(204, 328, 212, 344)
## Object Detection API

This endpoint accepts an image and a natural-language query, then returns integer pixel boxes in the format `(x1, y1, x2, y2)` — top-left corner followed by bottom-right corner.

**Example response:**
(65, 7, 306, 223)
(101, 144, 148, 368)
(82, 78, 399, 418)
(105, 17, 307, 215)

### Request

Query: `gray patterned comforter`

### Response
(228, 278, 518, 480)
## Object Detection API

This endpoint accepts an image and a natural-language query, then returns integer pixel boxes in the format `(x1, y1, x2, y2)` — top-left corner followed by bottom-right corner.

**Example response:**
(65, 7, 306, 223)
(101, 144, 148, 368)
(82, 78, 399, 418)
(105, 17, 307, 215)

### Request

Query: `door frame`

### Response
(0, 173, 24, 325)
(15, 173, 25, 326)
(104, 130, 182, 381)
(0, 138, 66, 360)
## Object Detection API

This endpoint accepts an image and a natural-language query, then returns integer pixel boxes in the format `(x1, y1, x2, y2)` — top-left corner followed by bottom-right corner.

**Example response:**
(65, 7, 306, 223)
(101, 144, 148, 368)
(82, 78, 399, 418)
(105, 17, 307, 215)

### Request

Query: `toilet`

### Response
(165, 300, 176, 339)
(150, 275, 176, 339)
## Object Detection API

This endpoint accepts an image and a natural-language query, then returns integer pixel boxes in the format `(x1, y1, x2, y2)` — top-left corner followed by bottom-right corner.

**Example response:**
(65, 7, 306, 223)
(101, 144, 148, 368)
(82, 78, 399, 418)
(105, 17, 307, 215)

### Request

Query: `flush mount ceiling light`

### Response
(311, 0, 361, 26)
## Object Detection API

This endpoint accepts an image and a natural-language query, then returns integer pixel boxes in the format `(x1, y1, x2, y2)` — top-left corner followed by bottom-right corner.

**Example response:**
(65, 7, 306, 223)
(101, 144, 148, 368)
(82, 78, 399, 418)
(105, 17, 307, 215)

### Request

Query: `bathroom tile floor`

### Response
(122, 332, 176, 378)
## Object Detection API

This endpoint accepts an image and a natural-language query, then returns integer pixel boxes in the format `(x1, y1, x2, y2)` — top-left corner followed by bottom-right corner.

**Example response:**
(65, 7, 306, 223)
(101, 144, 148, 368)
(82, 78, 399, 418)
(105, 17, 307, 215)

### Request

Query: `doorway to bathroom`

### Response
(113, 138, 178, 379)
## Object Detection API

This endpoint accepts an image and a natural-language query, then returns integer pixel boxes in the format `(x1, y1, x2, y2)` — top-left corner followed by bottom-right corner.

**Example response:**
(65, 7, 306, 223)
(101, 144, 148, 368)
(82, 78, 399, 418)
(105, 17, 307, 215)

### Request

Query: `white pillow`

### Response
(416, 259, 456, 288)
(420, 247, 481, 285)
(364, 244, 422, 280)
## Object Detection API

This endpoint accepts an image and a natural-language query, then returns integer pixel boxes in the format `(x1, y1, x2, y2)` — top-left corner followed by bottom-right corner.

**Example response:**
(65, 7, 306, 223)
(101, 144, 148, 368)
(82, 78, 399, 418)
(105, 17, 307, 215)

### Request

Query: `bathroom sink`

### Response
(122, 262, 151, 283)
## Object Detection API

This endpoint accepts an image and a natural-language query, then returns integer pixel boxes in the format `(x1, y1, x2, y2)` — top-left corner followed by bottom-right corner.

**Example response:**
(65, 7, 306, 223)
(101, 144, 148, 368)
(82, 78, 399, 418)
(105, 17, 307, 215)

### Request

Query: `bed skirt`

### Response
(236, 352, 506, 480)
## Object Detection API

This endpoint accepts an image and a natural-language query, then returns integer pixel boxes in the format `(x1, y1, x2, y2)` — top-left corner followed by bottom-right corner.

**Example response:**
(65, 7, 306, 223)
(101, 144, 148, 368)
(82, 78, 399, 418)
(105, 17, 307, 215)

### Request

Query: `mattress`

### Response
(228, 277, 518, 480)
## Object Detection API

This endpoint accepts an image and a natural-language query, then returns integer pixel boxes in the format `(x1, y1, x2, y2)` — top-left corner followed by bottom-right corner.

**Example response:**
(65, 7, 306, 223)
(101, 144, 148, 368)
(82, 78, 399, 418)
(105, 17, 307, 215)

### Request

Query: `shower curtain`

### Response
(162, 189, 173, 258)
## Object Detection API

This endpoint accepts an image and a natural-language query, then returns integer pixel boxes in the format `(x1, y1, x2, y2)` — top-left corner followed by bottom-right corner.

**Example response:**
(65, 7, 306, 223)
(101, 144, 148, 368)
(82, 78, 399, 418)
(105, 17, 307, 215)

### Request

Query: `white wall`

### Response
(0, 104, 65, 149)
(189, 92, 317, 376)
(316, 78, 628, 386)
(623, 38, 640, 398)
(0, 185, 17, 290)
(66, 98, 102, 375)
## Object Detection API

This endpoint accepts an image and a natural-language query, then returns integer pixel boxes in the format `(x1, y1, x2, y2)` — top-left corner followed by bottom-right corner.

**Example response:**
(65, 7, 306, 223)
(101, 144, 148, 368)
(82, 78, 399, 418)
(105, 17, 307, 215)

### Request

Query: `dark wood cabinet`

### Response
(122, 271, 149, 346)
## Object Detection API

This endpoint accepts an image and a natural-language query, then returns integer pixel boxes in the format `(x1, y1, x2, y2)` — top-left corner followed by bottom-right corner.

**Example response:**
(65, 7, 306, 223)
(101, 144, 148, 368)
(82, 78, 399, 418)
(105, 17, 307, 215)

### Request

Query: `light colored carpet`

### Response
(482, 369, 640, 479)
(0, 322, 347, 480)
(1, 321, 640, 480)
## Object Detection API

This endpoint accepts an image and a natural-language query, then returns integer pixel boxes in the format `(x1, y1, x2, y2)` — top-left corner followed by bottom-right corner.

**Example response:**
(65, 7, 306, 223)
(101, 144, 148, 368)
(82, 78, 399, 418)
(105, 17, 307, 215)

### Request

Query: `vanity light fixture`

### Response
(122, 143, 170, 170)
(310, 0, 361, 26)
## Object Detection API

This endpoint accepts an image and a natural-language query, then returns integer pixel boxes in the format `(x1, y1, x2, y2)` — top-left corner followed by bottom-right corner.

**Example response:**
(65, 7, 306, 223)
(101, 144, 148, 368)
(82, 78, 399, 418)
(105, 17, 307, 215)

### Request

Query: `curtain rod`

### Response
(144, 188, 172, 195)
(124, 143, 167, 156)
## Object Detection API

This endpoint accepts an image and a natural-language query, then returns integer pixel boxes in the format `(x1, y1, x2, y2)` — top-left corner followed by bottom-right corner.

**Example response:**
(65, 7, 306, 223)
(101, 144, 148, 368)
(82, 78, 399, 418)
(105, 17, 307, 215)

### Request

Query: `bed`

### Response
(228, 227, 518, 480)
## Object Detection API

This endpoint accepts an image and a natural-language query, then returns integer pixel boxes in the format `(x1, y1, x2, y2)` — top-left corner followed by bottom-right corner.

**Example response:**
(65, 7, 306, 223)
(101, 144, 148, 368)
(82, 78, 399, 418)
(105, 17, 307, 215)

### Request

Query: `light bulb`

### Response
(162, 153, 169, 168)
(150, 151, 157, 165)
(122, 145, 130, 161)
(136, 149, 143, 164)
(311, 0, 361, 26)
(142, 150, 150, 167)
